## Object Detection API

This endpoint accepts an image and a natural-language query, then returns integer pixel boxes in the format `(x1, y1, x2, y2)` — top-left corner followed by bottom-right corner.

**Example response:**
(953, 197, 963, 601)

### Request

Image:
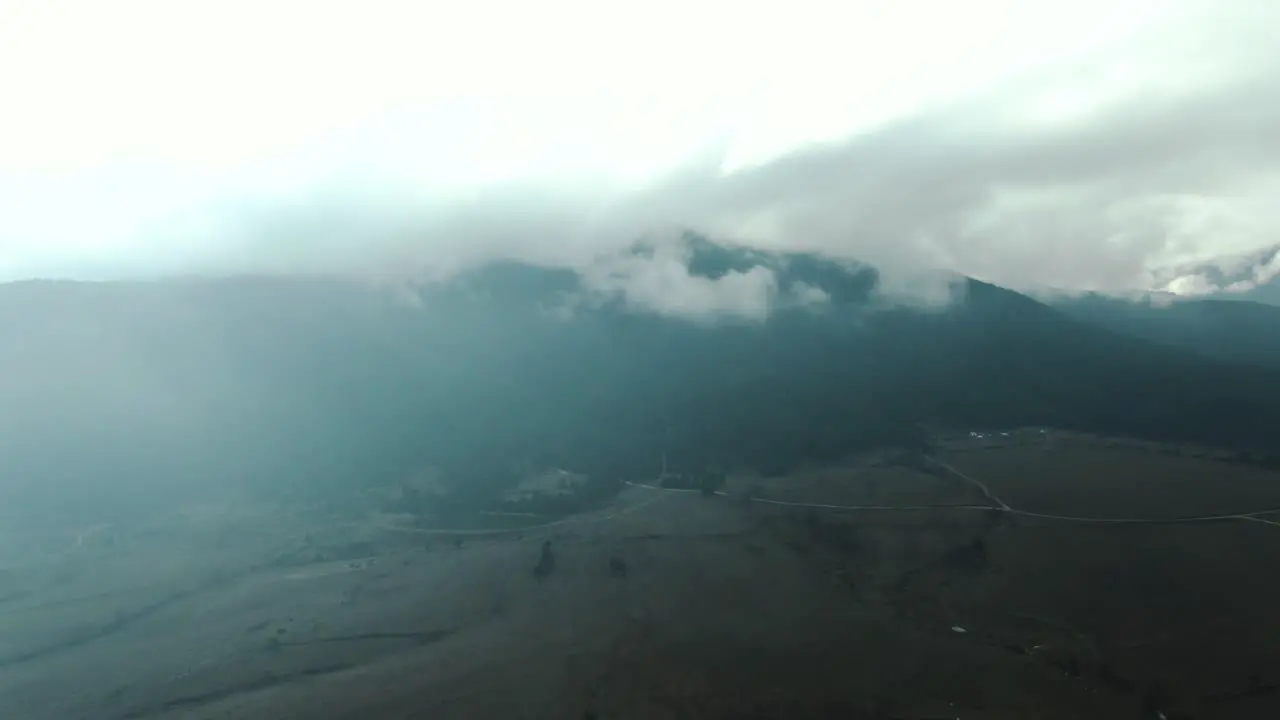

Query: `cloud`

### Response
(789, 282, 832, 310)
(1149, 244, 1280, 297)
(2, 0, 1279, 307)
(577, 241, 780, 322)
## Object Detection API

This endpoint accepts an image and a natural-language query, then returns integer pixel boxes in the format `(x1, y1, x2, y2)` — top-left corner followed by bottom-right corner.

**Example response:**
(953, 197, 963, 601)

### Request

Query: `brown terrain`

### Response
(2, 430, 1280, 719)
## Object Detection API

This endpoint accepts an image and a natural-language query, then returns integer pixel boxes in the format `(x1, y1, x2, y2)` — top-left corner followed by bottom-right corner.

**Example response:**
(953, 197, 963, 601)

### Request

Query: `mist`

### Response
(3, 0, 1280, 305)
(9, 5, 1280, 715)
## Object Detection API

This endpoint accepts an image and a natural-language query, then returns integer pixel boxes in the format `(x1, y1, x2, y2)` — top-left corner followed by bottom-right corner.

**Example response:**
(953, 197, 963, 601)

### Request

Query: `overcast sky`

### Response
(2, 0, 1278, 302)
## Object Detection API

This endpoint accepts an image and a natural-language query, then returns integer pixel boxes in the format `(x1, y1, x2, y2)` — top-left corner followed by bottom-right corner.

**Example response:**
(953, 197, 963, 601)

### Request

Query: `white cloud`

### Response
(788, 282, 832, 310)
(577, 240, 779, 322)
(2, 0, 1279, 303)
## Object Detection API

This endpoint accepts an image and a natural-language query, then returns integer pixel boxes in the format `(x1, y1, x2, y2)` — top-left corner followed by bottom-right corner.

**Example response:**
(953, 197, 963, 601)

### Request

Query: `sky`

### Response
(2, 0, 1279, 305)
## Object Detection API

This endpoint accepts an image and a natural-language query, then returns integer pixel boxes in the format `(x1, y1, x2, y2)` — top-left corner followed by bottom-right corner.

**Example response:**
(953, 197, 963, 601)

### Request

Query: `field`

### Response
(2, 432, 1280, 719)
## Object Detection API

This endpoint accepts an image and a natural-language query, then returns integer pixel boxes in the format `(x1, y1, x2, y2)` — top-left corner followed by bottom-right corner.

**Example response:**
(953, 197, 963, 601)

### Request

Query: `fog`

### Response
(8, 6, 1280, 715)
(3, 0, 1280, 305)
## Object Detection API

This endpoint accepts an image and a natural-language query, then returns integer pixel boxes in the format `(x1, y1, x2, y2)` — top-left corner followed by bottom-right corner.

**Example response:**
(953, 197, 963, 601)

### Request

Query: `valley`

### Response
(3, 432, 1279, 719)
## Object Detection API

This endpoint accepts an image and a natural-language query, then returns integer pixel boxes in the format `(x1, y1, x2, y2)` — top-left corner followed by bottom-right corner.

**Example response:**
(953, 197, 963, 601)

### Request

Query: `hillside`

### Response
(1054, 293, 1280, 369)
(5, 238, 1280, 517)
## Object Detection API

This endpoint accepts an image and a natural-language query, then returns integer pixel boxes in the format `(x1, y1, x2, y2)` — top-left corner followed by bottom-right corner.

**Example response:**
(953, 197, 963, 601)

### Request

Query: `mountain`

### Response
(1222, 279, 1280, 306)
(6, 238, 1280, 517)
(1053, 292, 1280, 368)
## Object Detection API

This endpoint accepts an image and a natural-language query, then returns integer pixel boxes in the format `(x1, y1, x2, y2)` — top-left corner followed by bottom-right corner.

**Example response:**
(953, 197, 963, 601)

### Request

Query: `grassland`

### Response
(2, 432, 1279, 719)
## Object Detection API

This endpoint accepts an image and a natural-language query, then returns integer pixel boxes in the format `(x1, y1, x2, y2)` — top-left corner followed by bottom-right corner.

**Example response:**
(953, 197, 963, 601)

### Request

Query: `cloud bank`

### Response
(2, 0, 1279, 310)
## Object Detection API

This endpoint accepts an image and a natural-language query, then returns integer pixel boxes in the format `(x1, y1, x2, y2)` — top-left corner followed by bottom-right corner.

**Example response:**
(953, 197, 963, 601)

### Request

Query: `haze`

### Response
(10, 5, 1280, 716)
(2, 0, 1279, 299)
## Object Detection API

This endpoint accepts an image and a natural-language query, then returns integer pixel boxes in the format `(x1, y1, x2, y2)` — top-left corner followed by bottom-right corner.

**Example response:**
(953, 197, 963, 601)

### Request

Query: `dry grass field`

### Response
(2, 432, 1279, 719)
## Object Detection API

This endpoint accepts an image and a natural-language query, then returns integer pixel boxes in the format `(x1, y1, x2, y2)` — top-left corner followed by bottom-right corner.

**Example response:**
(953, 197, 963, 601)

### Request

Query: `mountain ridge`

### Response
(1053, 290, 1280, 368)
(5, 240, 1280, 516)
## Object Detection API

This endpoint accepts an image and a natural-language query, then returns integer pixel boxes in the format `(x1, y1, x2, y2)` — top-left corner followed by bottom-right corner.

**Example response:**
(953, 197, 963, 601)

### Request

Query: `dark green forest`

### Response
(1054, 291, 1280, 368)
(5, 239, 1280, 518)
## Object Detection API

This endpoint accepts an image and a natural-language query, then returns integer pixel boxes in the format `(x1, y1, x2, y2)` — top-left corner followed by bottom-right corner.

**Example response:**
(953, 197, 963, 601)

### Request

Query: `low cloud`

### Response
(3, 0, 1279, 310)
(207, 57, 1280, 310)
(581, 249, 780, 323)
